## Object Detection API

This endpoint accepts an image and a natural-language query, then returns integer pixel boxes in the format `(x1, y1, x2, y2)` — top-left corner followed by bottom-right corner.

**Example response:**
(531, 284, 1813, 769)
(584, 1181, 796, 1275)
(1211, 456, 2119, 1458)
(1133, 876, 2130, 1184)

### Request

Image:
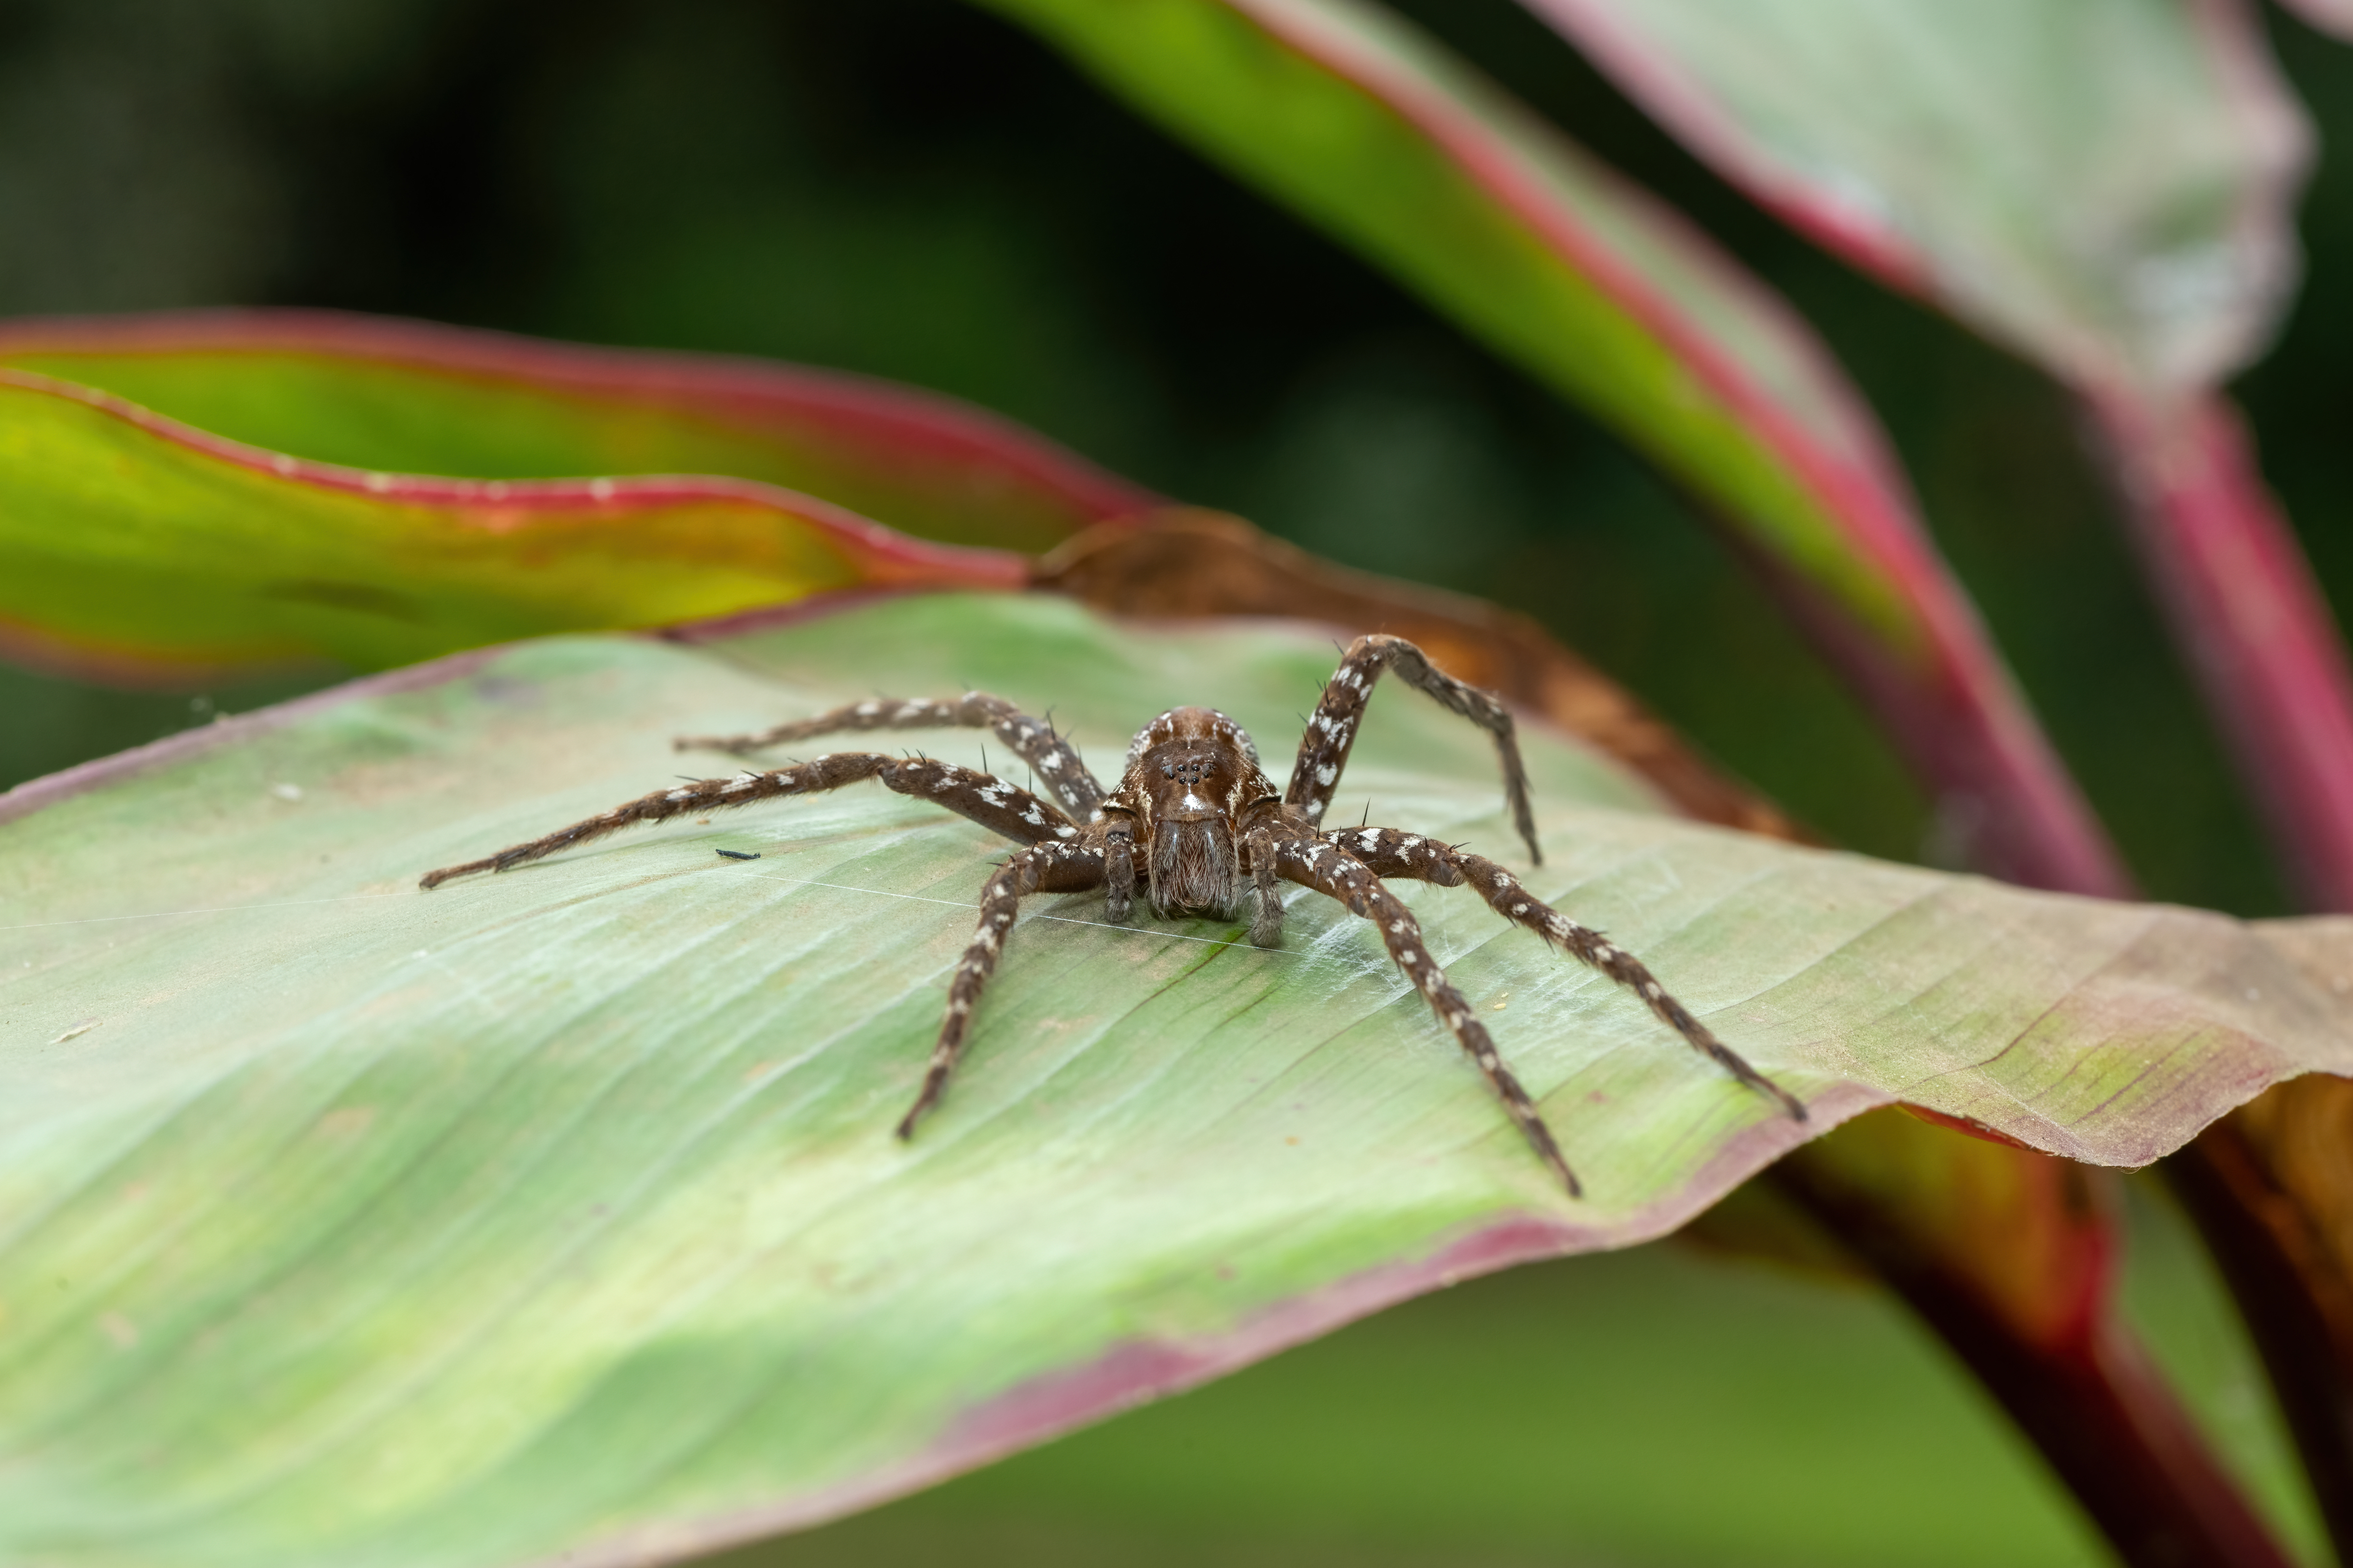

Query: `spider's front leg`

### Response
(1327, 826, 1806, 1122)
(1268, 823, 1578, 1196)
(675, 692, 1106, 822)
(418, 753, 1075, 889)
(899, 840, 1108, 1137)
(1288, 635, 1541, 864)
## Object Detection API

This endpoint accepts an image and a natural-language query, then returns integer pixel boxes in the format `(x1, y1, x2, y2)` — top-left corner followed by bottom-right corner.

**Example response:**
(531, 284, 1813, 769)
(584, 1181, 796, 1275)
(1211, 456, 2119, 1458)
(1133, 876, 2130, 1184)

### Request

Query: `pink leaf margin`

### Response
(0, 368, 1031, 685)
(0, 307, 1161, 532)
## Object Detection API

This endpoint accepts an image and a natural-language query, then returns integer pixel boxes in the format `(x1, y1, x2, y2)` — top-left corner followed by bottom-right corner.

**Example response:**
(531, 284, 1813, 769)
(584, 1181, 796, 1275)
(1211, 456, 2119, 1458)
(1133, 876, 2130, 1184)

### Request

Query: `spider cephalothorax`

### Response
(419, 635, 1804, 1195)
(1112, 706, 1272, 925)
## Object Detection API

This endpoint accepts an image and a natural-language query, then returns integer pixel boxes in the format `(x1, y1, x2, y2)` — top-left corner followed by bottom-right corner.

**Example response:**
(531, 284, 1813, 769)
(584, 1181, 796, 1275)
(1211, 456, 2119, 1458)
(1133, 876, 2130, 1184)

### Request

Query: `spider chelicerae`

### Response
(419, 633, 1805, 1195)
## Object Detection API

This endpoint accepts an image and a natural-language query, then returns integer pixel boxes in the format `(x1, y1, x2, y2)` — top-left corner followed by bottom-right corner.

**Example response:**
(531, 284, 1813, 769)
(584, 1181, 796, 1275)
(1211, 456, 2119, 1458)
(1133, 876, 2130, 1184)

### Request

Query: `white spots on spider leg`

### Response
(1400, 836, 1422, 850)
(665, 788, 697, 803)
(896, 701, 929, 720)
(1314, 764, 1337, 787)
(856, 702, 882, 718)
(1056, 825, 1078, 839)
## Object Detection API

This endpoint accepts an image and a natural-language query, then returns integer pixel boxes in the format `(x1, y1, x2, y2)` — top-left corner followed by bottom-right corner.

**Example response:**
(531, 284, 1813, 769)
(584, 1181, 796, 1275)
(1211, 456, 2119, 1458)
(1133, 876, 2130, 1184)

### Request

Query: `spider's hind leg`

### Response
(899, 842, 1108, 1137)
(675, 692, 1105, 822)
(1287, 635, 1539, 864)
(1329, 826, 1806, 1122)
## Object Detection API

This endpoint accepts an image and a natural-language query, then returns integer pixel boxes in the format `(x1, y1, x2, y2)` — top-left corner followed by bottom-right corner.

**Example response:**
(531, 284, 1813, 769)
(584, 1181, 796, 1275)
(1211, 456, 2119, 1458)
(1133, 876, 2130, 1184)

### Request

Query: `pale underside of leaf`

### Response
(2277, 0, 2353, 38)
(1, 593, 2344, 1568)
(1521, 0, 2311, 396)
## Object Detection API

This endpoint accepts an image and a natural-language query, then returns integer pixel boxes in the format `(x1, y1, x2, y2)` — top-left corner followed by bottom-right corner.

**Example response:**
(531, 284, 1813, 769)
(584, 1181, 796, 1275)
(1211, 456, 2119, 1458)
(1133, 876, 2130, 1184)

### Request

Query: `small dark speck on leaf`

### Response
(716, 849, 761, 861)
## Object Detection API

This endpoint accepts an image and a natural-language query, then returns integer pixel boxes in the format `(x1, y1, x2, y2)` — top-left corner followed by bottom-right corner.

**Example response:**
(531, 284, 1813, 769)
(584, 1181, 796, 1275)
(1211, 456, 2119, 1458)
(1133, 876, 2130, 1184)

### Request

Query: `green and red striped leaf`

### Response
(2, 590, 2345, 1568)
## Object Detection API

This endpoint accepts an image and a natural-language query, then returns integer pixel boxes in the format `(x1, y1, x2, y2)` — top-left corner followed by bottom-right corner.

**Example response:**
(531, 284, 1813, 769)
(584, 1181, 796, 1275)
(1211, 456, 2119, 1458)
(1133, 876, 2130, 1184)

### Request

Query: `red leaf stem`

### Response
(2091, 390, 2353, 912)
(1769, 1118, 2298, 1568)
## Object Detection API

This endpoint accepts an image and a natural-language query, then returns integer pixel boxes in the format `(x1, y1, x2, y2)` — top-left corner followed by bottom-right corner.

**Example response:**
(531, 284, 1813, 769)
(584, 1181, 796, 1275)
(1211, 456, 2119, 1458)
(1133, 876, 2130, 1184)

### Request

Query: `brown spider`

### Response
(419, 633, 1805, 1195)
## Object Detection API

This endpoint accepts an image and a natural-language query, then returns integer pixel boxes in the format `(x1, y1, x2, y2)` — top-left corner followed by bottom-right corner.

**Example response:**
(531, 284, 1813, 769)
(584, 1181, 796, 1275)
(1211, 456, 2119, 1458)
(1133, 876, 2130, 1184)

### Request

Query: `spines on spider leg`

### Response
(1274, 830, 1578, 1196)
(1421, 838, 1807, 1123)
(416, 753, 893, 889)
(418, 752, 1076, 891)
(674, 692, 1105, 821)
(1372, 640, 1540, 866)
(877, 755, 1082, 846)
(896, 842, 1106, 1138)
(1286, 635, 1541, 865)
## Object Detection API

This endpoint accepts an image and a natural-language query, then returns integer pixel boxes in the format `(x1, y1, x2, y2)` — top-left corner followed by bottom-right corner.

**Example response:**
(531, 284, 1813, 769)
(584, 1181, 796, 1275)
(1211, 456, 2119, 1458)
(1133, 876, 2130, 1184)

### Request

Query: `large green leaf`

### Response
(3, 592, 2345, 1568)
(972, 0, 2124, 897)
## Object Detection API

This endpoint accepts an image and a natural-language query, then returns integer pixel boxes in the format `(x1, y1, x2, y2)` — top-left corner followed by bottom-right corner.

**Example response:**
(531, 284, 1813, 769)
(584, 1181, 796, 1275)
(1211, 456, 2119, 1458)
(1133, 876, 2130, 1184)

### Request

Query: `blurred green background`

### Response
(2, 1, 2345, 1561)
(5, 0, 2350, 918)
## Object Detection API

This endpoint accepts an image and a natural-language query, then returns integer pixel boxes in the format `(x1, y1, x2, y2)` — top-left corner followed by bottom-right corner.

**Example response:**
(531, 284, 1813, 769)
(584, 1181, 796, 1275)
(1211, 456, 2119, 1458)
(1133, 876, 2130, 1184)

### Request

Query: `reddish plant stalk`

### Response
(2165, 1119, 2353, 1566)
(1718, 528, 2133, 899)
(2089, 389, 2353, 912)
(1768, 1136, 2297, 1568)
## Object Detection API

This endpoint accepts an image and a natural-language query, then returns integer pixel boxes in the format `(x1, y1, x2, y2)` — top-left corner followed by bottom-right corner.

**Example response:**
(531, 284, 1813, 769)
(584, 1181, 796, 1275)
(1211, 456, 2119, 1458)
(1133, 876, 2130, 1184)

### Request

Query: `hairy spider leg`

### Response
(899, 840, 1109, 1137)
(1102, 810, 1138, 920)
(1286, 635, 1541, 865)
(675, 693, 1106, 822)
(1243, 823, 1285, 947)
(1267, 822, 1579, 1196)
(417, 753, 1078, 889)
(1326, 825, 1807, 1122)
